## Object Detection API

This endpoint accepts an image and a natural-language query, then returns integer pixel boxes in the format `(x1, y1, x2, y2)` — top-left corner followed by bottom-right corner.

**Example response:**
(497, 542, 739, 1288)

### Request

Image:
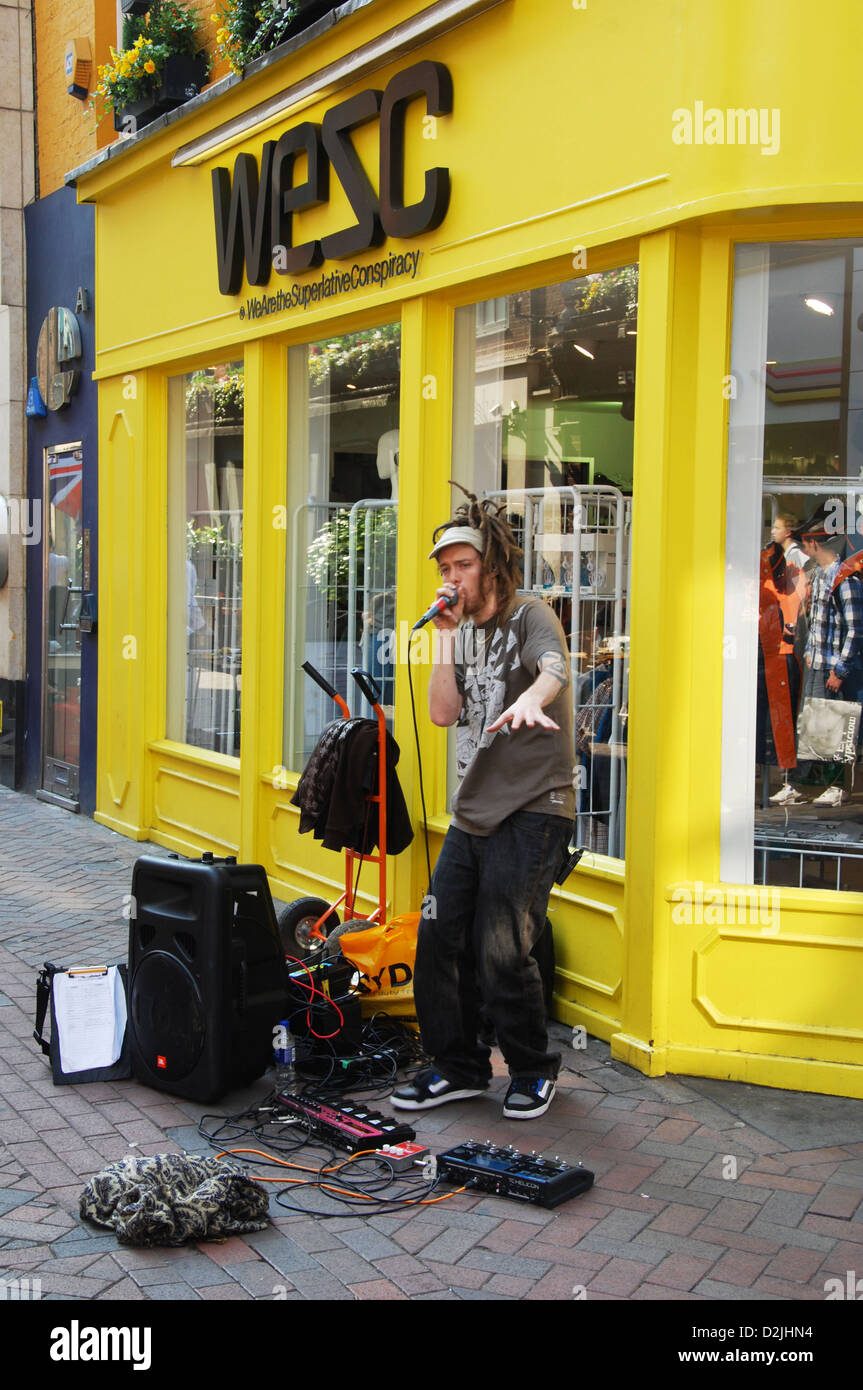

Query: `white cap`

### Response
(428, 525, 484, 560)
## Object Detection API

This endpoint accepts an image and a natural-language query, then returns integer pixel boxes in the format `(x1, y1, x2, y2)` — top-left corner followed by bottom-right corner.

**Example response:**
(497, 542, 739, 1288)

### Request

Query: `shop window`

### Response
(166, 363, 244, 757)
(724, 240, 863, 891)
(450, 267, 638, 858)
(284, 325, 400, 770)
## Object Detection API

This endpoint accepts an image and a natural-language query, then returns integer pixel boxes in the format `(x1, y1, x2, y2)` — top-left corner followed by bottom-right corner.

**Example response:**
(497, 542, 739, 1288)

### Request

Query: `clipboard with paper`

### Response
(34, 962, 132, 1085)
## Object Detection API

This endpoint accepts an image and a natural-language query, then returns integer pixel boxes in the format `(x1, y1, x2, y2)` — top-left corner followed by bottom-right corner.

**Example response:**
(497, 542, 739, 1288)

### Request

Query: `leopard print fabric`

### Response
(80, 1154, 270, 1247)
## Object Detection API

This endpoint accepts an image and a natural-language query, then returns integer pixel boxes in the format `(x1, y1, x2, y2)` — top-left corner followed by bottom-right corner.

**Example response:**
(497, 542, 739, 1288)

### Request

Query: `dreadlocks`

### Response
(432, 482, 524, 619)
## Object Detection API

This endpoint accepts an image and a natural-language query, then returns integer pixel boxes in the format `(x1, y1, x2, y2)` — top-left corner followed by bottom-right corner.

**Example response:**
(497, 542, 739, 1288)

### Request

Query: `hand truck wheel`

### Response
(277, 897, 341, 956)
(322, 918, 372, 960)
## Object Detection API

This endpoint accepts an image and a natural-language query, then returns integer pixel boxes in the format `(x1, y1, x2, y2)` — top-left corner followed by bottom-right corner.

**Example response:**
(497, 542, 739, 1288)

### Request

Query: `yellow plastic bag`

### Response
(338, 913, 420, 1020)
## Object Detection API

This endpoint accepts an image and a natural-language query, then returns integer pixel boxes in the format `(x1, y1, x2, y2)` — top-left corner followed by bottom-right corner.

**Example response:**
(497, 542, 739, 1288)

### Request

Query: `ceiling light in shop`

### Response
(803, 296, 835, 316)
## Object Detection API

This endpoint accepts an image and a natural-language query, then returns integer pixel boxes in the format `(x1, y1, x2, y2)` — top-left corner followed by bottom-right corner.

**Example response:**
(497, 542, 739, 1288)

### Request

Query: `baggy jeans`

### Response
(414, 810, 572, 1088)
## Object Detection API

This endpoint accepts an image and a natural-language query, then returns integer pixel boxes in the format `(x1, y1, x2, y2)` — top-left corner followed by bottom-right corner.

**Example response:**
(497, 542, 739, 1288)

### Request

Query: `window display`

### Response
(166, 363, 244, 757)
(284, 325, 401, 770)
(450, 267, 638, 858)
(724, 241, 863, 890)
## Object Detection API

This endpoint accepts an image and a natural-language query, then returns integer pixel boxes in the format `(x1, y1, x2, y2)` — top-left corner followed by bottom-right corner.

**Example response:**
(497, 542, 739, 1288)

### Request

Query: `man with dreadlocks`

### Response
(391, 487, 574, 1120)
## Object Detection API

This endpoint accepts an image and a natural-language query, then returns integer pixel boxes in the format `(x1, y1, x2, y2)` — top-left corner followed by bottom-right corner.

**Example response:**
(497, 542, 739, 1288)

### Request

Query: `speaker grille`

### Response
(130, 952, 206, 1080)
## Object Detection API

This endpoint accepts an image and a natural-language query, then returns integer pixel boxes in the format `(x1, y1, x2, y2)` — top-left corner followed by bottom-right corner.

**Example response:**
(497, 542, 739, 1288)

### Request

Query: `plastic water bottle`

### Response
(274, 1021, 296, 1092)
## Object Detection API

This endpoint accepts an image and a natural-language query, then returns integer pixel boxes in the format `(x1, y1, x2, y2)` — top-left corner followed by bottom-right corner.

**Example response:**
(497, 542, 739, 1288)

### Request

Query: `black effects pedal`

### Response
(437, 1140, 594, 1208)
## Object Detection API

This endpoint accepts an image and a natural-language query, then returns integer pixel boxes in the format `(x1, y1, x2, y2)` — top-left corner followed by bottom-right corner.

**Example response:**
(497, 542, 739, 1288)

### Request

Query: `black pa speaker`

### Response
(127, 853, 290, 1102)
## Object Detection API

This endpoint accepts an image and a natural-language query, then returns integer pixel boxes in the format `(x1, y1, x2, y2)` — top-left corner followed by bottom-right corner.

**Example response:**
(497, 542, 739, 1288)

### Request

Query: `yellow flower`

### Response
(216, 28, 227, 42)
(144, 60, 155, 74)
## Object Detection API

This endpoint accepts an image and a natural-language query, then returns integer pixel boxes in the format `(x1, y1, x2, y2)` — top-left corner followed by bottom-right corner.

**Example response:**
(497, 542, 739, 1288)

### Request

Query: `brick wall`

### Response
(35, 1, 224, 195)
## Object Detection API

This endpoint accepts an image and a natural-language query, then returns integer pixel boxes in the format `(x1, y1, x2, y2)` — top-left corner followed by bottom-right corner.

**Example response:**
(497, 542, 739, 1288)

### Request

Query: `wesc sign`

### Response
(212, 60, 452, 297)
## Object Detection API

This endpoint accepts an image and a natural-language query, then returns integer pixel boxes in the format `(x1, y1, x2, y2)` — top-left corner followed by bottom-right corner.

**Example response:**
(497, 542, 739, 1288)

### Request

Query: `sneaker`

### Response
(769, 783, 806, 806)
(503, 1077, 556, 1120)
(390, 1067, 485, 1111)
(812, 785, 847, 807)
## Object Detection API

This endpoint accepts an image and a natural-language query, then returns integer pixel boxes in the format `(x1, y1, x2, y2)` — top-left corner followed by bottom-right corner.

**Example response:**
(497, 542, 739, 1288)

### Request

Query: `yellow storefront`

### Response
(70, 0, 863, 1099)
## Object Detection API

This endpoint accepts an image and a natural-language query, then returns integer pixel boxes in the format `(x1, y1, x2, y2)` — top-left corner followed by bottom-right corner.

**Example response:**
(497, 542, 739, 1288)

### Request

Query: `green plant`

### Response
(306, 506, 398, 604)
(212, 0, 299, 74)
(568, 265, 639, 319)
(308, 326, 401, 390)
(187, 519, 243, 561)
(185, 369, 245, 424)
(122, 0, 199, 55)
(92, 1, 207, 123)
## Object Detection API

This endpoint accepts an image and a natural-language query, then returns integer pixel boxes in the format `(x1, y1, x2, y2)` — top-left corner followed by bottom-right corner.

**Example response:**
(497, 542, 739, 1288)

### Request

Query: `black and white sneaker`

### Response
(503, 1077, 556, 1120)
(390, 1067, 486, 1111)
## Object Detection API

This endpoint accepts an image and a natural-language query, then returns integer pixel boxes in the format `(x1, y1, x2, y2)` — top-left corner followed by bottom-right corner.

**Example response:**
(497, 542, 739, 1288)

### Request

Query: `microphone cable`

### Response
(407, 637, 433, 896)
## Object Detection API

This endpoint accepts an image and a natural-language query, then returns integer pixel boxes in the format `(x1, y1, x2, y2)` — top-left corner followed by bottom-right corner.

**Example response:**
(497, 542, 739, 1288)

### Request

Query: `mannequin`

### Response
(376, 429, 399, 500)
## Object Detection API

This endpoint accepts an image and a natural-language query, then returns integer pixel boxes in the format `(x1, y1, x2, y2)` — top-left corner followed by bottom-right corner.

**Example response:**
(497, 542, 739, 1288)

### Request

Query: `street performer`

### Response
(391, 487, 574, 1120)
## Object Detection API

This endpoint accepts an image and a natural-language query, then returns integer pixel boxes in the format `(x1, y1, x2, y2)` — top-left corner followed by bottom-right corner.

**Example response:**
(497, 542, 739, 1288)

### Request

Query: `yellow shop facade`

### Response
(69, 0, 863, 1098)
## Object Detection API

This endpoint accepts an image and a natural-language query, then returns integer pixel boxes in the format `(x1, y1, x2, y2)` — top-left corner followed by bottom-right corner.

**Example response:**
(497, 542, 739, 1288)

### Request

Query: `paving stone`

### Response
(485, 1273, 536, 1297)
(145, 1282, 201, 1300)
(693, 1278, 782, 1301)
(587, 1257, 660, 1296)
(634, 1229, 729, 1261)
(414, 1206, 503, 1236)
(738, 1172, 821, 1196)
(576, 1234, 672, 1266)
(807, 1187, 862, 1220)
(458, 1249, 552, 1279)
(744, 1220, 834, 1253)
(315, 1246, 380, 1281)
(801, 1213, 863, 1243)
(752, 1275, 826, 1300)
(763, 1247, 826, 1282)
(421, 1258, 490, 1289)
(287, 1267, 356, 1300)
(690, 1224, 781, 1257)
(222, 1260, 286, 1297)
(0, 1188, 39, 1216)
(98, 1276, 148, 1300)
(349, 1278, 409, 1299)
(645, 1253, 717, 1290)
(645, 1205, 705, 1237)
(198, 1237, 259, 1267)
(243, 1230, 319, 1274)
(370, 1253, 427, 1280)
(588, 1207, 656, 1242)
(388, 1271, 447, 1294)
(707, 1249, 773, 1287)
(759, 1189, 814, 1227)
(417, 1227, 482, 1263)
(336, 1226, 403, 1261)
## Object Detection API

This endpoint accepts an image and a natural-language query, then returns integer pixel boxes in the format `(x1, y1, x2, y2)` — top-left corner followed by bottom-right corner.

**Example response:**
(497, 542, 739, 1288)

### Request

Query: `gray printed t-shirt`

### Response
(451, 596, 575, 836)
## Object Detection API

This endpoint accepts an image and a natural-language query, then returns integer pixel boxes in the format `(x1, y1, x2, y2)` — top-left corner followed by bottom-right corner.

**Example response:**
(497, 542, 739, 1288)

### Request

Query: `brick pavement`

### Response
(1, 784, 863, 1302)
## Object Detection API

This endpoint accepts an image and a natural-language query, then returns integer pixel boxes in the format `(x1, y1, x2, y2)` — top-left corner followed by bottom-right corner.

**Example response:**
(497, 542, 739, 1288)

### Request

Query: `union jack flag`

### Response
(48, 451, 82, 518)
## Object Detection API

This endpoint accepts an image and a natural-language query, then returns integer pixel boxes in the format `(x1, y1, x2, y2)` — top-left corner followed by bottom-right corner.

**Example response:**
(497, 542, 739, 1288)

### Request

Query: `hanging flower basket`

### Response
(114, 50, 209, 131)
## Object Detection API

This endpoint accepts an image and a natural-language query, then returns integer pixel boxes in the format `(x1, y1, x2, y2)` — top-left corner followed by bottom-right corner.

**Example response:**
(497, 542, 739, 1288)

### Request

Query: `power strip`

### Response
(436, 1140, 594, 1208)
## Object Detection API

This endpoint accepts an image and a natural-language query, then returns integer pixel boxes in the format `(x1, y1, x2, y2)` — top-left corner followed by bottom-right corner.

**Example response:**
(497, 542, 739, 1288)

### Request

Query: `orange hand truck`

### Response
(277, 662, 389, 956)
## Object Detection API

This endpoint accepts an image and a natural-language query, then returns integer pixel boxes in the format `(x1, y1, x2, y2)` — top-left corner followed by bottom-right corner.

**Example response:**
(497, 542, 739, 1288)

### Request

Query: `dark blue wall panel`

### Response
(24, 184, 97, 814)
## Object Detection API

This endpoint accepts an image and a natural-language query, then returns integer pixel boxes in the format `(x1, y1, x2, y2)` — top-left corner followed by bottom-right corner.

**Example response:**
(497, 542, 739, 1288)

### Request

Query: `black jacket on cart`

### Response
(291, 718, 413, 855)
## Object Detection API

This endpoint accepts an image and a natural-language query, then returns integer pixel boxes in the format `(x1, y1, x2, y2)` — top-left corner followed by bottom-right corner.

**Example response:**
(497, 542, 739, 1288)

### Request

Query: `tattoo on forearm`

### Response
(538, 651, 569, 688)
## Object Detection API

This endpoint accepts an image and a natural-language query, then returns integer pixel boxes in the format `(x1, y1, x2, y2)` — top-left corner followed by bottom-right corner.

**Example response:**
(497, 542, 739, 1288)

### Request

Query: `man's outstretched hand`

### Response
(487, 693, 560, 732)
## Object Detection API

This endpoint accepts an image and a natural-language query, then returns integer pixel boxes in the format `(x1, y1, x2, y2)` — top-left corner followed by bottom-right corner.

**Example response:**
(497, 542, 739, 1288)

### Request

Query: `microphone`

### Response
(412, 589, 458, 632)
